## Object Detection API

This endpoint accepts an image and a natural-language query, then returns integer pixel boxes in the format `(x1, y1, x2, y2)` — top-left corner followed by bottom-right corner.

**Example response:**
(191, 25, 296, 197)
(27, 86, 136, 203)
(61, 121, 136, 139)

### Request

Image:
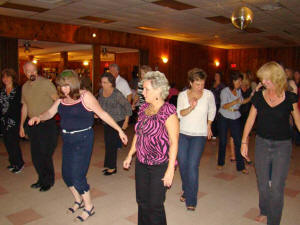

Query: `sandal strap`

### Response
(74, 200, 83, 206)
(83, 206, 94, 216)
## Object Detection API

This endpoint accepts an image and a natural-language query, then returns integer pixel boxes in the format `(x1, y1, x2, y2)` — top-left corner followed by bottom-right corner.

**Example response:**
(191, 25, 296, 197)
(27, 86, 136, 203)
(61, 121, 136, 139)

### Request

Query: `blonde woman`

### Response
(241, 62, 300, 225)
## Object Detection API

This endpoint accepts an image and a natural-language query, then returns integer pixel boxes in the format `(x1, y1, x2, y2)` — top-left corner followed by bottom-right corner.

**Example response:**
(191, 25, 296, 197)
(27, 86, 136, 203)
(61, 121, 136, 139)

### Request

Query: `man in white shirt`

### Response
(109, 64, 132, 103)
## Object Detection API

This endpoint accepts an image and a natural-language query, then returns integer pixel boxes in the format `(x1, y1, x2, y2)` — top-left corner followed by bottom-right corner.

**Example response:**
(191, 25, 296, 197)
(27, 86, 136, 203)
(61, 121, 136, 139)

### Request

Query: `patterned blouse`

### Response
(0, 86, 21, 131)
(135, 102, 176, 165)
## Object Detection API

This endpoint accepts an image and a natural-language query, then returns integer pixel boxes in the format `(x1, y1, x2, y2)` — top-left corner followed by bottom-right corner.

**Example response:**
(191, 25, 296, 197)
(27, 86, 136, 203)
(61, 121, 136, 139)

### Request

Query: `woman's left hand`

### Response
(207, 124, 212, 140)
(162, 168, 175, 188)
(119, 130, 128, 145)
(122, 121, 128, 130)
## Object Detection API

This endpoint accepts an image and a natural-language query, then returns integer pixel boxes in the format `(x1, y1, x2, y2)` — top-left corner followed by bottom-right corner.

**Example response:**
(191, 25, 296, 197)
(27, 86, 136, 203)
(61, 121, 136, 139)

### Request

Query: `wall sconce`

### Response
(32, 59, 37, 64)
(161, 56, 168, 63)
(83, 60, 89, 66)
(214, 60, 220, 67)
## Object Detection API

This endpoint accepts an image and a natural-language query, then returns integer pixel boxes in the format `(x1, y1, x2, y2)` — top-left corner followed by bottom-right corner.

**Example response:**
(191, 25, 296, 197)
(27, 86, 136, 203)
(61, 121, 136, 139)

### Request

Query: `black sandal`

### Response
(68, 200, 84, 213)
(187, 206, 196, 211)
(76, 206, 95, 222)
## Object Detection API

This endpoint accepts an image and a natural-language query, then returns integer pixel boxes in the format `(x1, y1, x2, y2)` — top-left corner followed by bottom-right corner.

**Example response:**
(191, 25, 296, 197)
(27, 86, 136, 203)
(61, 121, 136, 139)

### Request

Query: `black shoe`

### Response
(102, 169, 108, 173)
(103, 169, 117, 176)
(7, 165, 14, 171)
(11, 164, 24, 174)
(30, 182, 42, 189)
(39, 185, 52, 192)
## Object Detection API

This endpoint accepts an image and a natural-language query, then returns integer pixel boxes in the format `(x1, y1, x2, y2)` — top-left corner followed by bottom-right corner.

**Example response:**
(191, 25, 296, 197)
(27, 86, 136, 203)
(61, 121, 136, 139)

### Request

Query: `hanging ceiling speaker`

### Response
(231, 6, 254, 30)
(24, 40, 31, 53)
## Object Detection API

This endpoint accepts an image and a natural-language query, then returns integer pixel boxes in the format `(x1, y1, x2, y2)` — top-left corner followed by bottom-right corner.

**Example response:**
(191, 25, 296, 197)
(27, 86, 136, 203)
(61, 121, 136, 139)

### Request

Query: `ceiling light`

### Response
(92, 33, 96, 38)
(83, 61, 89, 66)
(32, 59, 38, 64)
(136, 26, 160, 32)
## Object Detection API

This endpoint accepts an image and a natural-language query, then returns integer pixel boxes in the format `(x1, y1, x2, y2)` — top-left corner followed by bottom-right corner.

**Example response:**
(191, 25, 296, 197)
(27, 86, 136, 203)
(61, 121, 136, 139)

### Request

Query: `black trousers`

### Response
(3, 126, 24, 168)
(28, 119, 57, 186)
(103, 120, 123, 169)
(135, 160, 168, 225)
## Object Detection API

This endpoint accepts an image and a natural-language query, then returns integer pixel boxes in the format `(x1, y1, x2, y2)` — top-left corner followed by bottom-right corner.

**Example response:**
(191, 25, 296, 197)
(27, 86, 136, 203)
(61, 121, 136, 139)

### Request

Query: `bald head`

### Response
(23, 62, 38, 81)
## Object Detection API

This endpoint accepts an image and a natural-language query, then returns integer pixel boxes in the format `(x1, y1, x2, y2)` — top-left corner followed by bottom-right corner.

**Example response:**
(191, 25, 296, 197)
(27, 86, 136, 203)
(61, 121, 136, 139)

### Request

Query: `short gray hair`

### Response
(143, 71, 170, 100)
(109, 63, 120, 72)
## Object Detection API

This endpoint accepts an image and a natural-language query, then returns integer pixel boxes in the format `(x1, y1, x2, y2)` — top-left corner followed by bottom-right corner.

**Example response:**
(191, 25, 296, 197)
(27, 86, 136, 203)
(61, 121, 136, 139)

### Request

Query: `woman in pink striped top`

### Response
(123, 71, 179, 225)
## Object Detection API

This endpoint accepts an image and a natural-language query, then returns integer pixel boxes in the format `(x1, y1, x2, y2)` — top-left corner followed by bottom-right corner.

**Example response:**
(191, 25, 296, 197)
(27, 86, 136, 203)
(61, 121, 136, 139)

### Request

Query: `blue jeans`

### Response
(255, 135, 292, 225)
(61, 129, 94, 195)
(177, 134, 206, 207)
(218, 115, 245, 171)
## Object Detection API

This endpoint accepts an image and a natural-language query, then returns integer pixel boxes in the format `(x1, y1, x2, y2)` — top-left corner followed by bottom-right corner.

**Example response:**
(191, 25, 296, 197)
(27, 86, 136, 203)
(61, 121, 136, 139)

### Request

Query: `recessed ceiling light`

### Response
(136, 26, 160, 31)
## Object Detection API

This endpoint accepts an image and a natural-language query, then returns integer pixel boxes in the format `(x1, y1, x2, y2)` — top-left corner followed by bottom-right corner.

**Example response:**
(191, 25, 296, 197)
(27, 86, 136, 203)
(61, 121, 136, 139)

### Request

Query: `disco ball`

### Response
(231, 6, 253, 30)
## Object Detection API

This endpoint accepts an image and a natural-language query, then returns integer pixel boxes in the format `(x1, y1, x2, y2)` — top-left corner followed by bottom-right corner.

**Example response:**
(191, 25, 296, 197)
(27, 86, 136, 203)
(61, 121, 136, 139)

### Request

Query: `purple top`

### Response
(135, 102, 176, 165)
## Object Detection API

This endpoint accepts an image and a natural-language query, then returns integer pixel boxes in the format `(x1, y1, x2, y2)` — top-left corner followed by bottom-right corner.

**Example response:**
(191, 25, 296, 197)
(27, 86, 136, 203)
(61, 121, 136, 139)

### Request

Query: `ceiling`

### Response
(1, 0, 300, 49)
(18, 40, 139, 62)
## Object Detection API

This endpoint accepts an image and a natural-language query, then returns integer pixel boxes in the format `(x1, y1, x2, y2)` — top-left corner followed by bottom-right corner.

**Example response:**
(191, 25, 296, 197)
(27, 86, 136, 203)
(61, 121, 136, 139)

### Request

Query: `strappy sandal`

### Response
(76, 206, 95, 222)
(68, 200, 84, 214)
(180, 195, 186, 202)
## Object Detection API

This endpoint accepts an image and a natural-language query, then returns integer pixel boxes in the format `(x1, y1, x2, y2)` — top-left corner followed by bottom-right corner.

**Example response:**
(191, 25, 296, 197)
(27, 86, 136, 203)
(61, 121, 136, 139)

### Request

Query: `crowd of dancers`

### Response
(0, 61, 299, 225)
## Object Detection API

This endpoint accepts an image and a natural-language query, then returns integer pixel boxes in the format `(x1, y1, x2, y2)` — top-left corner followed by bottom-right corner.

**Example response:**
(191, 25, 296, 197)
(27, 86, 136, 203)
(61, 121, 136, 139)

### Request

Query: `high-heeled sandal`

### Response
(67, 200, 84, 214)
(76, 206, 95, 222)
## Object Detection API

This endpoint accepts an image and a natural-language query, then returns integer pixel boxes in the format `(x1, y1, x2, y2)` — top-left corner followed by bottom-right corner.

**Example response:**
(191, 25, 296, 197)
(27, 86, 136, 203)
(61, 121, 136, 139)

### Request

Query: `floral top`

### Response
(0, 86, 22, 131)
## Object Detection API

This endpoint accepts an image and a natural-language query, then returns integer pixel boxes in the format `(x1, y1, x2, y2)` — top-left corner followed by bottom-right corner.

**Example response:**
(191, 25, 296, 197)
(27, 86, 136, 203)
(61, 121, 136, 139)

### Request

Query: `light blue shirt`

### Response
(219, 87, 243, 120)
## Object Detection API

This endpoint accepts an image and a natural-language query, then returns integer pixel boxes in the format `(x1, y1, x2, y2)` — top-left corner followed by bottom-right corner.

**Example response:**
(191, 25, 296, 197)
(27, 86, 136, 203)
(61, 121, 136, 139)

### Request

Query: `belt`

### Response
(62, 127, 92, 134)
(227, 108, 239, 112)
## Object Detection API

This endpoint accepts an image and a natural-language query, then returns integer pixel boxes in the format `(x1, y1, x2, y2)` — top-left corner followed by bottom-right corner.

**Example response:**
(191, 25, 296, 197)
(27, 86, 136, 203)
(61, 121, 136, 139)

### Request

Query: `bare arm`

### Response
(292, 103, 300, 131)
(132, 94, 139, 109)
(127, 94, 132, 103)
(83, 91, 128, 144)
(123, 134, 137, 169)
(163, 114, 179, 187)
(222, 98, 240, 109)
(241, 106, 257, 158)
(19, 103, 28, 137)
(28, 100, 60, 125)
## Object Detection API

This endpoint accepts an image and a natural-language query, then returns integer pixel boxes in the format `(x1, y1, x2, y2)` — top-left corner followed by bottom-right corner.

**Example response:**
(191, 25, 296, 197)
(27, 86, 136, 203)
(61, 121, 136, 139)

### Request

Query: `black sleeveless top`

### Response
(58, 94, 94, 131)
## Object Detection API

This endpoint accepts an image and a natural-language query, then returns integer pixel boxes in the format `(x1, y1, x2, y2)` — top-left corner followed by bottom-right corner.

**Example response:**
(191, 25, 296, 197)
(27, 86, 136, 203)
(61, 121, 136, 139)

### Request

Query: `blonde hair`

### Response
(143, 71, 170, 100)
(257, 61, 287, 96)
(56, 70, 81, 100)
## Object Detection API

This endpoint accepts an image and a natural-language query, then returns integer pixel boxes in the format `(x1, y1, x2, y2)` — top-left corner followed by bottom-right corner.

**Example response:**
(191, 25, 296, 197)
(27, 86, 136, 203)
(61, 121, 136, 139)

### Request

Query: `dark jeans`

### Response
(62, 129, 94, 195)
(211, 105, 220, 137)
(103, 120, 123, 169)
(218, 115, 245, 171)
(177, 134, 206, 207)
(3, 127, 24, 168)
(28, 119, 57, 186)
(135, 160, 168, 225)
(255, 135, 292, 225)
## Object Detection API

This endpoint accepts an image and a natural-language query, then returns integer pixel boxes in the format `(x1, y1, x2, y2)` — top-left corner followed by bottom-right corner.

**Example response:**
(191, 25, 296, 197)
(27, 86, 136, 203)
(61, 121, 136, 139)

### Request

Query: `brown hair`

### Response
(1, 68, 17, 87)
(188, 68, 207, 83)
(101, 72, 116, 87)
(56, 70, 80, 100)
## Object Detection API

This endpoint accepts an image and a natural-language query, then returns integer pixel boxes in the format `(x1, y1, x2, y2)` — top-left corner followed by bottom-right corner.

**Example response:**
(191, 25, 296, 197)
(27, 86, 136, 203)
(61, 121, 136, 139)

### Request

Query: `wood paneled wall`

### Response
(115, 52, 139, 82)
(227, 47, 300, 77)
(0, 37, 18, 79)
(0, 15, 226, 90)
